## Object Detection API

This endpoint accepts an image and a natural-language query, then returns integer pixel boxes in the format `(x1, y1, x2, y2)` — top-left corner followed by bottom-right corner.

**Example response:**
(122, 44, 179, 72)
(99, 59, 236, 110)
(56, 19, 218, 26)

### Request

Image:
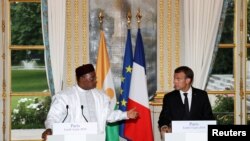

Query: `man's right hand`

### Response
(160, 125, 172, 133)
(41, 129, 52, 141)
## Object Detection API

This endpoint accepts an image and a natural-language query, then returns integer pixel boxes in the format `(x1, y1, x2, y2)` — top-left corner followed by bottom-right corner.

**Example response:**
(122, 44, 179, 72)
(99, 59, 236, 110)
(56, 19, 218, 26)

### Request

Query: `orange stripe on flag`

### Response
(96, 30, 119, 141)
(96, 31, 110, 89)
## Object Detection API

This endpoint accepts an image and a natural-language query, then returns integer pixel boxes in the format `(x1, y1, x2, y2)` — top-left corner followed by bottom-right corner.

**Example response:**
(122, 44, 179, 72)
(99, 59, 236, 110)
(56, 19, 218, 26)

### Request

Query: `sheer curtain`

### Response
(183, 0, 224, 89)
(42, 0, 66, 95)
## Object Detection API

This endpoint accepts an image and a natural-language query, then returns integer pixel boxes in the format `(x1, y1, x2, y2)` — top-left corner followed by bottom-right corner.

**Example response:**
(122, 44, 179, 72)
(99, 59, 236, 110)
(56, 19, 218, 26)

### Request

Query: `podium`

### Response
(47, 122, 105, 141)
(164, 120, 216, 141)
(47, 134, 105, 141)
(165, 133, 207, 141)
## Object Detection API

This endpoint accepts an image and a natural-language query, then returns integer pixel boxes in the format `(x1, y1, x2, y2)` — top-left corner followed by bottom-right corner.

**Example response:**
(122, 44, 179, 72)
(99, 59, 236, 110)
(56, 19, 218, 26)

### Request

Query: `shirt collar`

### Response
(179, 87, 192, 95)
(76, 84, 88, 93)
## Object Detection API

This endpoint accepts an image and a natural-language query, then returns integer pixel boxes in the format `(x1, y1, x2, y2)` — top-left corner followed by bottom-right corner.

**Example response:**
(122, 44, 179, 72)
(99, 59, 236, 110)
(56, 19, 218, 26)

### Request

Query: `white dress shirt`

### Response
(180, 87, 192, 111)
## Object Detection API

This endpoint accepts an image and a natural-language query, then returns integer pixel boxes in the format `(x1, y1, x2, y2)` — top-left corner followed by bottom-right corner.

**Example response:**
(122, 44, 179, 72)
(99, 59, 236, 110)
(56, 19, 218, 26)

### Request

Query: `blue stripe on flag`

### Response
(133, 29, 146, 71)
(119, 29, 133, 138)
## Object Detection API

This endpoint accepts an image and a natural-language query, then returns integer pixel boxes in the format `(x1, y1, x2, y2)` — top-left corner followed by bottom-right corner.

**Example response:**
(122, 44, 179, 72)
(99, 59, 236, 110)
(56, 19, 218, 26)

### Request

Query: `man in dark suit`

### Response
(158, 66, 214, 133)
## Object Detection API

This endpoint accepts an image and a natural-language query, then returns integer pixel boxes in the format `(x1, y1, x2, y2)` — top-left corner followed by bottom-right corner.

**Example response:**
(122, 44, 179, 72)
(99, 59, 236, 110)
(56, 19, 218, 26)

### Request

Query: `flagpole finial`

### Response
(99, 10, 104, 30)
(127, 10, 132, 29)
(136, 8, 142, 28)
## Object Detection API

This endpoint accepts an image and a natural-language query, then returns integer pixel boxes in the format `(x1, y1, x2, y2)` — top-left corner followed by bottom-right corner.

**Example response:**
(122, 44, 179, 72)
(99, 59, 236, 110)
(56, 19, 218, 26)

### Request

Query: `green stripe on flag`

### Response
(106, 105, 119, 141)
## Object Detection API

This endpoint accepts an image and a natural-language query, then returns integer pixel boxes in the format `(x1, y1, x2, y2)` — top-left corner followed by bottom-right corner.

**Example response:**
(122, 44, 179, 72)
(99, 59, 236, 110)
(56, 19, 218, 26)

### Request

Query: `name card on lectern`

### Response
(53, 122, 97, 135)
(172, 120, 216, 133)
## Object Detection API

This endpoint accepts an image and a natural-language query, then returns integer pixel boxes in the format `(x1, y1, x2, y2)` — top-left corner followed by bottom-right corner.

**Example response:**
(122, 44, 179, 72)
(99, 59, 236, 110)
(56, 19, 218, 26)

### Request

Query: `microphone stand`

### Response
(81, 105, 88, 122)
(62, 105, 69, 123)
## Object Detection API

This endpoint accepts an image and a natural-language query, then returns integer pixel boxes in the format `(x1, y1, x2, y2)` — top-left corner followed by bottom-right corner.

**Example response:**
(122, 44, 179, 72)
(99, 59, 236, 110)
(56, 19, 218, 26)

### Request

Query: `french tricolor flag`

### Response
(124, 29, 154, 141)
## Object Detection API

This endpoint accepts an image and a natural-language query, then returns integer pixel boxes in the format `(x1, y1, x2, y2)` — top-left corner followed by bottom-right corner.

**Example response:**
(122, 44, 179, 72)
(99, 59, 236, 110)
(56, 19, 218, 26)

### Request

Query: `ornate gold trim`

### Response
(2, 19, 5, 32)
(82, 0, 88, 64)
(74, 0, 79, 68)
(175, 0, 180, 67)
(150, 91, 166, 105)
(218, 44, 235, 48)
(159, 0, 165, 91)
(10, 92, 50, 96)
(149, 102, 163, 106)
(66, 0, 72, 86)
(207, 91, 235, 94)
(2, 0, 6, 140)
(9, 45, 44, 50)
(167, 0, 172, 89)
(9, 0, 40, 2)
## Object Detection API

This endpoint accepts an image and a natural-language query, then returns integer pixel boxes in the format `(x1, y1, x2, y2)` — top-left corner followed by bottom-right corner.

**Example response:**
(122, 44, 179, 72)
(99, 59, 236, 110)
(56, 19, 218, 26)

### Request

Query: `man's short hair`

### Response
(174, 66, 194, 83)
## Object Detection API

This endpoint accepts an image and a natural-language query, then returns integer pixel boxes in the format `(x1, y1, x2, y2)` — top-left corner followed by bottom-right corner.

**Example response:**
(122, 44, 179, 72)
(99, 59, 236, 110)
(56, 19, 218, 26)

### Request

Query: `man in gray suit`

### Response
(158, 66, 214, 133)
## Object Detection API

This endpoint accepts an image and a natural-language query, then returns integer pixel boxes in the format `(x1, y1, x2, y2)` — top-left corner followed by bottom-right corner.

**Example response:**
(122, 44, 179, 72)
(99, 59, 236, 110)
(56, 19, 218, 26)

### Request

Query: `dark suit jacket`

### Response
(158, 87, 214, 128)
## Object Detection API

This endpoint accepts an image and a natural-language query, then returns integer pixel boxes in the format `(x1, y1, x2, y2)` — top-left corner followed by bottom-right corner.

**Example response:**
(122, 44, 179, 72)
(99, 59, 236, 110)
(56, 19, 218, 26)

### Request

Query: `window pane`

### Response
(11, 50, 48, 92)
(10, 2, 43, 45)
(206, 48, 234, 91)
(209, 94, 234, 125)
(220, 0, 234, 44)
(11, 96, 51, 140)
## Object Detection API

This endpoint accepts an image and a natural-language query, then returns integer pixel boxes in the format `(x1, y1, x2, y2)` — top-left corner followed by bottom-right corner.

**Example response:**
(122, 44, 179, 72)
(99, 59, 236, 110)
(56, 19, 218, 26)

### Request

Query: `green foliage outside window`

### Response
(11, 2, 44, 66)
(11, 2, 43, 45)
(11, 97, 51, 129)
(213, 95, 234, 125)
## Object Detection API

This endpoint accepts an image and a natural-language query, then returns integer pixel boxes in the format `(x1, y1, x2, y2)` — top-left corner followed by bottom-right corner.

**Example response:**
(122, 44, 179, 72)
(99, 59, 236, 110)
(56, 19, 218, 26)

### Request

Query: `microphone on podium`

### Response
(81, 105, 88, 122)
(62, 105, 69, 123)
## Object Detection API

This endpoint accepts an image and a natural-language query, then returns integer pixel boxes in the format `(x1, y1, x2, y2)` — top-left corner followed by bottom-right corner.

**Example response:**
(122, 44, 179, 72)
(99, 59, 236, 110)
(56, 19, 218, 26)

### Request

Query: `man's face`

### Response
(80, 71, 97, 90)
(173, 72, 191, 91)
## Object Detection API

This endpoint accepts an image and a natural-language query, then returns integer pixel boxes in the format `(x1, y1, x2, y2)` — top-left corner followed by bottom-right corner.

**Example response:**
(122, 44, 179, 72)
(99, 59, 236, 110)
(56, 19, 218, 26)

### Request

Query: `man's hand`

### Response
(127, 107, 139, 119)
(41, 129, 52, 141)
(160, 125, 172, 133)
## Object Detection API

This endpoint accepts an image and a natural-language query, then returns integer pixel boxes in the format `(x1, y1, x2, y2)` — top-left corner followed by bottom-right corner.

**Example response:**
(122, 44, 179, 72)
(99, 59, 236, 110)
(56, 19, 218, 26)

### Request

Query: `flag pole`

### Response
(136, 8, 142, 28)
(127, 10, 132, 29)
(98, 10, 104, 30)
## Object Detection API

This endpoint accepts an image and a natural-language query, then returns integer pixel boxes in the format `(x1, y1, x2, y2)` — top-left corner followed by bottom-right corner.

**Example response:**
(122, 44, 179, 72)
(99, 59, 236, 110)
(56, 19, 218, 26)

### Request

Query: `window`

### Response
(9, 1, 50, 140)
(206, 0, 250, 125)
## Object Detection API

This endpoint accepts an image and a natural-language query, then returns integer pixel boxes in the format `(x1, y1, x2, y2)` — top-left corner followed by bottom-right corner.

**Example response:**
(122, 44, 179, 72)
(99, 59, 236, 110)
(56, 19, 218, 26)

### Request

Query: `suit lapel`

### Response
(190, 87, 197, 117)
(176, 90, 184, 105)
(175, 91, 186, 117)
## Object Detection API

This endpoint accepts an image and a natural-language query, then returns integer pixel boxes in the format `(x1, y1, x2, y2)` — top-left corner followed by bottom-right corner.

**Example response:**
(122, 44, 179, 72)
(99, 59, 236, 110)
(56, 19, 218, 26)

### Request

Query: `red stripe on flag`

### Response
(124, 99, 154, 141)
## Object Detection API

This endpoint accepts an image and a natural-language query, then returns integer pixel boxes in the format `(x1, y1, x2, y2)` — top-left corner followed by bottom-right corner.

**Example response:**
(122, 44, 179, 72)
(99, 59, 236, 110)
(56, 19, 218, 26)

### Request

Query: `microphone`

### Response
(62, 105, 69, 123)
(81, 105, 88, 122)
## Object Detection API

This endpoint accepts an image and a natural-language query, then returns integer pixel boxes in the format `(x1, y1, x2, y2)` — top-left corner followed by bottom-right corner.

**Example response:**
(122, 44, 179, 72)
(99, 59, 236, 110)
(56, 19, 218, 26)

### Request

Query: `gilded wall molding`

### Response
(74, 0, 79, 68)
(166, 0, 172, 90)
(1, 0, 6, 140)
(158, 0, 165, 92)
(155, 0, 181, 104)
(66, 0, 73, 86)
(174, 0, 180, 67)
(65, 0, 89, 87)
(81, 0, 89, 64)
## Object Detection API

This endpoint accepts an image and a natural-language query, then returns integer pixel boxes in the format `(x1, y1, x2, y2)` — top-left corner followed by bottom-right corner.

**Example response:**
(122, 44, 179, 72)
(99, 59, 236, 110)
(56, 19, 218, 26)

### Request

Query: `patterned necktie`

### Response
(183, 93, 189, 119)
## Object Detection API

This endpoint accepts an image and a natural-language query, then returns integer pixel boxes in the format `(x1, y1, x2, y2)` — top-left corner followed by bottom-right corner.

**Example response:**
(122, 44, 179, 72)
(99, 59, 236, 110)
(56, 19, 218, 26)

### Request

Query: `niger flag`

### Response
(96, 30, 119, 141)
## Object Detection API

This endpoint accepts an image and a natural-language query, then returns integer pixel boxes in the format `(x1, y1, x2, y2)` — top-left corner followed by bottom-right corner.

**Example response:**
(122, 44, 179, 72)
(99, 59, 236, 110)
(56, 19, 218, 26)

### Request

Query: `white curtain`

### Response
(48, 0, 66, 93)
(183, 0, 224, 89)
